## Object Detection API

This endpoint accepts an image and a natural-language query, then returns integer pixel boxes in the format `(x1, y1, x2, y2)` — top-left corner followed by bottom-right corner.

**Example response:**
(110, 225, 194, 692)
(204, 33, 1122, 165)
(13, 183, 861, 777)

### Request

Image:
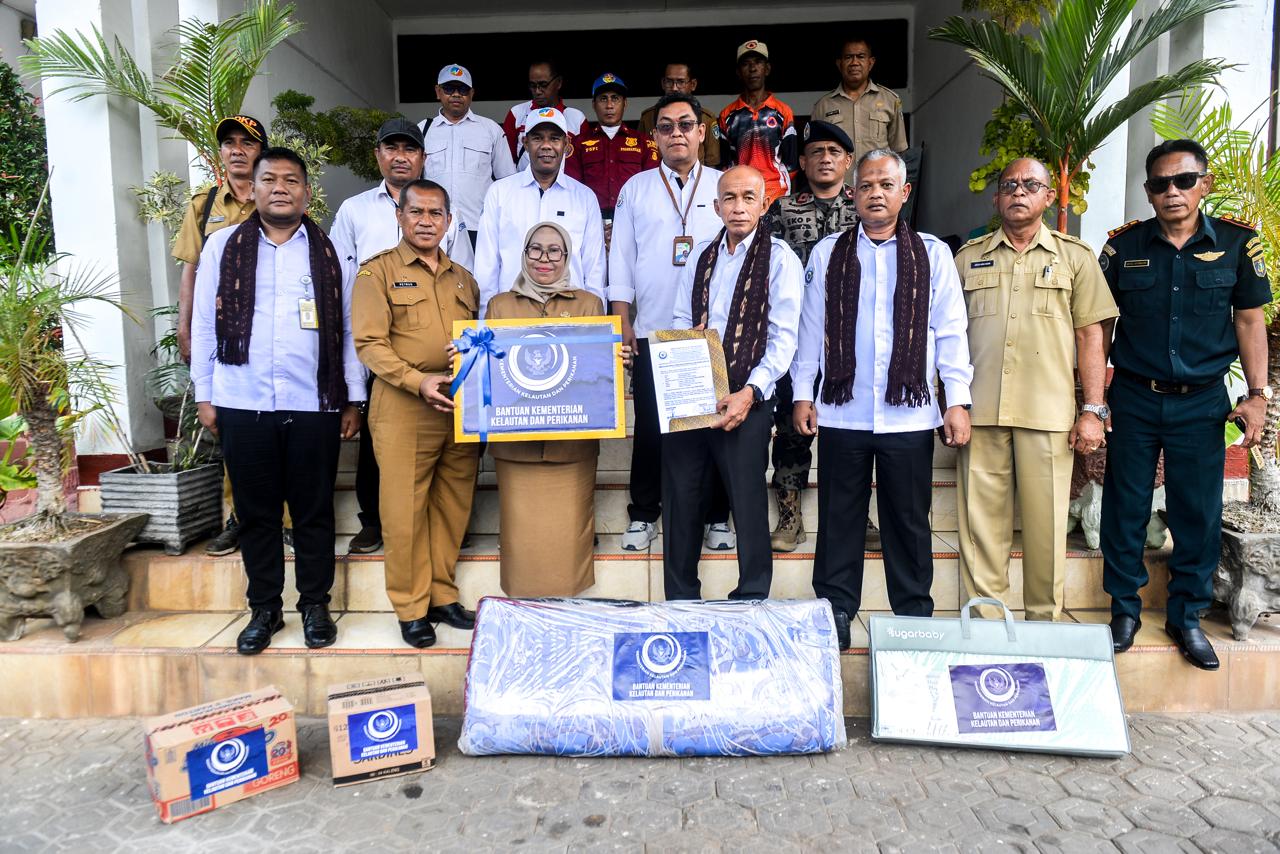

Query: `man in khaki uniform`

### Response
(353, 179, 481, 649)
(172, 115, 268, 557)
(953, 158, 1118, 622)
(810, 38, 907, 176)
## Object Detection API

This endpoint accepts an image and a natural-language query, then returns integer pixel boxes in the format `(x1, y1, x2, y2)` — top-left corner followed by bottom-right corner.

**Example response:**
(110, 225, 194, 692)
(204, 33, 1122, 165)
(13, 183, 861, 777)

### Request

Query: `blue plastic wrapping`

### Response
(458, 597, 847, 757)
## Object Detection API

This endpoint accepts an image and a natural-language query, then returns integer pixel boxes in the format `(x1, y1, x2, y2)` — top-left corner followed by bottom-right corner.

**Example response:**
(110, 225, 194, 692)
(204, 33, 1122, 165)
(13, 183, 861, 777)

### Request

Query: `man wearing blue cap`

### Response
(571, 73, 659, 221)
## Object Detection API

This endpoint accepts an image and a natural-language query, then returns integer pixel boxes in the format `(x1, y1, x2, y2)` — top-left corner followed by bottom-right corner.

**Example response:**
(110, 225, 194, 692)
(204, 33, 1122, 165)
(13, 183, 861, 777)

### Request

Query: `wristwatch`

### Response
(747, 384, 765, 408)
(1081, 403, 1110, 421)
(1248, 386, 1274, 400)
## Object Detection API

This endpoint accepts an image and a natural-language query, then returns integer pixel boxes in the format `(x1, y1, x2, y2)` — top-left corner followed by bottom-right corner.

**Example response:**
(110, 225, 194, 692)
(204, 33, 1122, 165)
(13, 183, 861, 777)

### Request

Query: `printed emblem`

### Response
(625, 137, 638, 147)
(765, 115, 778, 128)
(537, 108, 556, 118)
(582, 139, 600, 147)
(448, 65, 464, 77)
(802, 123, 811, 141)
(602, 73, 615, 83)
(745, 40, 758, 49)
(970, 260, 995, 269)
(1122, 259, 1150, 268)
(1098, 253, 1109, 272)
(1193, 250, 1225, 262)
(805, 267, 815, 283)
(1254, 255, 1267, 277)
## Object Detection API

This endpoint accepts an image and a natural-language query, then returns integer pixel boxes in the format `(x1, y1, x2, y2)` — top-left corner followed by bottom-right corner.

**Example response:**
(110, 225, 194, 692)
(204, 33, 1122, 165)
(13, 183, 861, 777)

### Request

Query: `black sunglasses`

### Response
(1144, 171, 1206, 194)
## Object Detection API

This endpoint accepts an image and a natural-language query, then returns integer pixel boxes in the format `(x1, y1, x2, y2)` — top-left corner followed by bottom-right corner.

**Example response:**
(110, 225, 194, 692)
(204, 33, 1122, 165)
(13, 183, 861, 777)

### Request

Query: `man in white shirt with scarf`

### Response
(792, 148, 973, 650)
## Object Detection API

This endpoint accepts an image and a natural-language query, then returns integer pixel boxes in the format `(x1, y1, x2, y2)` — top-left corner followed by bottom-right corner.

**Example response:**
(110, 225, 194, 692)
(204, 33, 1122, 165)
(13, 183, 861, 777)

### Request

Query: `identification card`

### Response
(673, 236, 693, 266)
(298, 298, 319, 329)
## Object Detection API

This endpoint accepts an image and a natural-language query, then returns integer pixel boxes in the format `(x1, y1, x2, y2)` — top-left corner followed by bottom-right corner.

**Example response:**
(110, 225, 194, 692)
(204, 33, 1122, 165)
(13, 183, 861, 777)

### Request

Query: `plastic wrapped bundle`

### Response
(459, 597, 847, 757)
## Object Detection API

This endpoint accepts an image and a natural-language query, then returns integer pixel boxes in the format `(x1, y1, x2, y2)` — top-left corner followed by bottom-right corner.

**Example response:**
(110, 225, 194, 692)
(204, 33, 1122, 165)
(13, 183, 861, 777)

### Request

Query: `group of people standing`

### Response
(175, 36, 1271, 674)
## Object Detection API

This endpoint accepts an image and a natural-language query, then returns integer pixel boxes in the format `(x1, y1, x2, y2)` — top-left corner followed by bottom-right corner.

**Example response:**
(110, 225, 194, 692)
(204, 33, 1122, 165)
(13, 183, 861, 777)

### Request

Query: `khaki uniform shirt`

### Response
(639, 105, 722, 168)
(770, 185, 859, 265)
(810, 80, 907, 171)
(485, 289, 605, 464)
(171, 185, 256, 265)
(953, 223, 1119, 432)
(353, 240, 480, 396)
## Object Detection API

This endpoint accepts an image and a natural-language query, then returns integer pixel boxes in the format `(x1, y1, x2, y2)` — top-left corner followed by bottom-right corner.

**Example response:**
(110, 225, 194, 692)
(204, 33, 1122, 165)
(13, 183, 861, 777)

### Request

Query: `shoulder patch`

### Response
(1107, 219, 1142, 238)
(1101, 244, 1116, 256)
(795, 193, 813, 205)
(357, 270, 373, 277)
(1217, 213, 1258, 231)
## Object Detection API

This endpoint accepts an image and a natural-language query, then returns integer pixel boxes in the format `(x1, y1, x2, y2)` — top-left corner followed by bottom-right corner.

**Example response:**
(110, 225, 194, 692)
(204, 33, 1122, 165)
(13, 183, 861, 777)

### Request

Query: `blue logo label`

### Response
(949, 663, 1057, 734)
(186, 728, 268, 799)
(613, 632, 710, 701)
(348, 704, 418, 762)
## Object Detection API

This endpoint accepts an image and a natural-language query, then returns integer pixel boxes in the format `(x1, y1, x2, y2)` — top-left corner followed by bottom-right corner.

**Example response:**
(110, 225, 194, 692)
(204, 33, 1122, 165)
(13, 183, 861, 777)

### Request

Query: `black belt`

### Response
(1114, 367, 1219, 395)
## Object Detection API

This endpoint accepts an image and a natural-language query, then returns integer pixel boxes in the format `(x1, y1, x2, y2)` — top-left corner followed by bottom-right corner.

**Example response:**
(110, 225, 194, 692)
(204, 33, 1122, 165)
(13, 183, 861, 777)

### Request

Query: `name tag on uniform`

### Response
(208, 215, 226, 224)
(673, 236, 693, 266)
(298, 298, 318, 329)
(1123, 259, 1150, 268)
(970, 260, 995, 268)
(392, 281, 417, 288)
(824, 111, 840, 118)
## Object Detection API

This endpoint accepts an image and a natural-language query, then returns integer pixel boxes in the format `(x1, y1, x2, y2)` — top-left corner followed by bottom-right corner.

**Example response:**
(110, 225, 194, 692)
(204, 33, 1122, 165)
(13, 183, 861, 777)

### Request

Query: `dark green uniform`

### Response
(1099, 213, 1271, 629)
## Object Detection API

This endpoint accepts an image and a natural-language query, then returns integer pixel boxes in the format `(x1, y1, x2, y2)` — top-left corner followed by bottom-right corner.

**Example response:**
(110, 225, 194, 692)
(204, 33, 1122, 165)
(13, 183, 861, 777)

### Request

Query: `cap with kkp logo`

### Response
(216, 115, 268, 145)
(526, 107, 568, 135)
(592, 72, 627, 96)
(437, 64, 473, 88)
(736, 39, 769, 62)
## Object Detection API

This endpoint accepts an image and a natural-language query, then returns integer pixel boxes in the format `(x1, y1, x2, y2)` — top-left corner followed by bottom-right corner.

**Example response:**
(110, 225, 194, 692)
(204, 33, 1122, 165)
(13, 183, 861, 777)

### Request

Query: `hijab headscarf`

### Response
(510, 221, 575, 303)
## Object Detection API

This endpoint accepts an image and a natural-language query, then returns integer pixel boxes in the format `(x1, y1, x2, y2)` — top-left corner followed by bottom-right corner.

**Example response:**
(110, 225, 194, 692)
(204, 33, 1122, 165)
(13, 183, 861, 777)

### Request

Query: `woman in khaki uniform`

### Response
(484, 222, 629, 597)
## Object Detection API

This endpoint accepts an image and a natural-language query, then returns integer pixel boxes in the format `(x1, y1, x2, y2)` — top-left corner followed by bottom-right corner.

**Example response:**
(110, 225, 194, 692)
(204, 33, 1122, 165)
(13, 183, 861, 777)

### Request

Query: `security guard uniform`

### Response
(352, 240, 481, 622)
(771, 186, 859, 267)
(1100, 213, 1272, 630)
(810, 79, 907, 176)
(954, 224, 1118, 621)
(567, 121, 659, 212)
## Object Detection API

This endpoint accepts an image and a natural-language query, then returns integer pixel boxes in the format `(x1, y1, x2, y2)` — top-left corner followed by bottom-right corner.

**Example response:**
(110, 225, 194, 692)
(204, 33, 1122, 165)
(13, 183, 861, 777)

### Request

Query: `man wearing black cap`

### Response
(570, 73, 659, 222)
(329, 117, 475, 561)
(174, 114, 267, 557)
(766, 120, 860, 552)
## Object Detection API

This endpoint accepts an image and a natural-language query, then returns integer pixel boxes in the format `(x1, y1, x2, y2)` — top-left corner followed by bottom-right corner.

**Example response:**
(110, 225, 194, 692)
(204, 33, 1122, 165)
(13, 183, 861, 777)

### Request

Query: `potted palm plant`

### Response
(1152, 92, 1280, 639)
(0, 186, 148, 642)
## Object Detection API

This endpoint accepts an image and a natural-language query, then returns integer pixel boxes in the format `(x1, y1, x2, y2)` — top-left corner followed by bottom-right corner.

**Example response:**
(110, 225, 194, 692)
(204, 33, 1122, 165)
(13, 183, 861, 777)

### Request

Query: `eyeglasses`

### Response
(1144, 171, 1206, 194)
(654, 119, 700, 136)
(997, 179, 1050, 195)
(525, 244, 565, 262)
(528, 77, 559, 91)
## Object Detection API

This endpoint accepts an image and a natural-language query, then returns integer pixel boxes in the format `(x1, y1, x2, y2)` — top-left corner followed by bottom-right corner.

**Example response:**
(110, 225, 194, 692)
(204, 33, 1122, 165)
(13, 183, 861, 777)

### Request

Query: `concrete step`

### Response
(1, 604, 1273, 719)
(121, 532, 1167, 615)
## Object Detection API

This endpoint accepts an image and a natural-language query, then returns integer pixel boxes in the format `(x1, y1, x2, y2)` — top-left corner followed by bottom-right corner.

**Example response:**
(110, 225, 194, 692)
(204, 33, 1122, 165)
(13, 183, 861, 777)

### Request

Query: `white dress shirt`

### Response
(329, 180, 474, 273)
(791, 226, 973, 432)
(671, 227, 803, 399)
(421, 109, 516, 228)
(607, 161, 723, 337)
(191, 224, 366, 411)
(473, 167, 606, 317)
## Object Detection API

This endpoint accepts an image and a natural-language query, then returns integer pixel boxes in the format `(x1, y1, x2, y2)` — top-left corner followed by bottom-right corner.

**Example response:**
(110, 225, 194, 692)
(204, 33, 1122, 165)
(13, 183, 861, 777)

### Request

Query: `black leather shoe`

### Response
(348, 525, 383, 554)
(1165, 623, 1220, 671)
(236, 609, 283, 655)
(1110, 615, 1141, 653)
(833, 609, 852, 651)
(399, 617, 437, 649)
(300, 603, 337, 649)
(426, 602, 476, 630)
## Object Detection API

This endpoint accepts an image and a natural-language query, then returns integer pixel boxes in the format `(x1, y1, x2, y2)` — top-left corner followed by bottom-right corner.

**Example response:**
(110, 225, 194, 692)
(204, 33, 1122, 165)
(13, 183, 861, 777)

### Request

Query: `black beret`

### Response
(801, 120, 854, 154)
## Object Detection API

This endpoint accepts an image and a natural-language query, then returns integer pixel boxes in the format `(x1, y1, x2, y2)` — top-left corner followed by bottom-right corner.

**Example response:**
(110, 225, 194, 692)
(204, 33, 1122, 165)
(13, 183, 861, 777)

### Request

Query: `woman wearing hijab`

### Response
(485, 221, 631, 597)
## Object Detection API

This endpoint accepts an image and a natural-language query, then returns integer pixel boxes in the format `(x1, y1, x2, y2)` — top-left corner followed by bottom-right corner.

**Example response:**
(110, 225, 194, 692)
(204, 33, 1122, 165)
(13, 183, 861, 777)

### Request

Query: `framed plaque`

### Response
(648, 329, 730, 433)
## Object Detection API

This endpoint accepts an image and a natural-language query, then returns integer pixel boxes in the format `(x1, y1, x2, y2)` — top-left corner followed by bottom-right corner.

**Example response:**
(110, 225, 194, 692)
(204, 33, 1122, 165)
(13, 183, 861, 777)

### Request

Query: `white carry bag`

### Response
(869, 597, 1130, 757)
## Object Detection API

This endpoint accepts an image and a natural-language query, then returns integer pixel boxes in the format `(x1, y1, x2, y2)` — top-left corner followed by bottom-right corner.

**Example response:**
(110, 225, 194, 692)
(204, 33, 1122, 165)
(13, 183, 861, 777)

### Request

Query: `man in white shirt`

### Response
(329, 118, 473, 557)
(792, 149, 973, 650)
(609, 93, 734, 553)
(420, 64, 516, 248)
(665, 165, 803, 602)
(192, 147, 366, 655)
(502, 60, 587, 171)
(474, 107, 606, 315)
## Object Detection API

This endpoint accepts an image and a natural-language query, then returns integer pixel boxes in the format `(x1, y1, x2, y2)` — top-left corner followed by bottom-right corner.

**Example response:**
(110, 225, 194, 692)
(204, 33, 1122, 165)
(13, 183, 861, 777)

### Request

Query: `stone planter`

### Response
(0, 512, 148, 641)
(1214, 528, 1280, 640)
(100, 461, 222, 555)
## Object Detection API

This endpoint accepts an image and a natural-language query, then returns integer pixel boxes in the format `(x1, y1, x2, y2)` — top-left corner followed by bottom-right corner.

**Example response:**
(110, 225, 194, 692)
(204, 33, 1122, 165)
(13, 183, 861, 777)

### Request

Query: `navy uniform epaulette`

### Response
(1107, 220, 1141, 239)
(1216, 213, 1257, 231)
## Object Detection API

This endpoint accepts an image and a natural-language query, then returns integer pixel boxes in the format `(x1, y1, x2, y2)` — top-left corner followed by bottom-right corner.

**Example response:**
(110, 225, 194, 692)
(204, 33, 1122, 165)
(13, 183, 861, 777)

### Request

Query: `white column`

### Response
(36, 0, 163, 453)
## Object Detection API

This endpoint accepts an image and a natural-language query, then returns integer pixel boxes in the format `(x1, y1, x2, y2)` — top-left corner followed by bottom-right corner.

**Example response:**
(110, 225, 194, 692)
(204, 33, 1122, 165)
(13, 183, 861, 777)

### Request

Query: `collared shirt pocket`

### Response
(1193, 267, 1235, 316)
(454, 283, 478, 317)
(1116, 268, 1158, 318)
(389, 285, 429, 331)
(462, 142, 492, 175)
(424, 140, 449, 175)
(1032, 272, 1073, 319)
(963, 272, 1000, 318)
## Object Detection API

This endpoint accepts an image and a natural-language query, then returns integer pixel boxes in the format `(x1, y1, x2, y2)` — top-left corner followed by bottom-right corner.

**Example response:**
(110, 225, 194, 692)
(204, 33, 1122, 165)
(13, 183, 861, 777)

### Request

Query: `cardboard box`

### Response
(327, 675, 435, 786)
(143, 686, 298, 823)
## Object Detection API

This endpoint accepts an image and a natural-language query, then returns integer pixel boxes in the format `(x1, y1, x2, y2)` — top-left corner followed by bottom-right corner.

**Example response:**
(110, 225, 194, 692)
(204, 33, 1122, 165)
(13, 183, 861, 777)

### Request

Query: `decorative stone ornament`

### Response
(1214, 529, 1280, 640)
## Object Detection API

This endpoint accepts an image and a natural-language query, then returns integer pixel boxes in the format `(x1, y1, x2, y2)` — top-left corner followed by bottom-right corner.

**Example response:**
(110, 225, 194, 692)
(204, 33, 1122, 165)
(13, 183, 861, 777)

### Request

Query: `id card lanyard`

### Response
(659, 163, 705, 266)
(298, 274, 318, 329)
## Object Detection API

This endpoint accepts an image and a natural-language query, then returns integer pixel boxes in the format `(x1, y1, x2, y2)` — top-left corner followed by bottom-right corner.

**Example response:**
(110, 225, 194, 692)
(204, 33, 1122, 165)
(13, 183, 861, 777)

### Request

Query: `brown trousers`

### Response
(369, 379, 478, 621)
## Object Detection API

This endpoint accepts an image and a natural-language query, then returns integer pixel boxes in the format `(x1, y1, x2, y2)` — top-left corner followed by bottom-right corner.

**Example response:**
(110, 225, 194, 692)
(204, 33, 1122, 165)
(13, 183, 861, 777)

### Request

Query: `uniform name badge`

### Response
(673, 236, 694, 266)
(298, 298, 319, 330)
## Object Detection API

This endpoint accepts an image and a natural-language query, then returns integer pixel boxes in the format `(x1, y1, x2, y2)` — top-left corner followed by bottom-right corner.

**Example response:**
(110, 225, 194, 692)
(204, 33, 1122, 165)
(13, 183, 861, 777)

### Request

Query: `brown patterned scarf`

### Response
(691, 223, 773, 391)
(820, 219, 931, 408)
(215, 211, 349, 411)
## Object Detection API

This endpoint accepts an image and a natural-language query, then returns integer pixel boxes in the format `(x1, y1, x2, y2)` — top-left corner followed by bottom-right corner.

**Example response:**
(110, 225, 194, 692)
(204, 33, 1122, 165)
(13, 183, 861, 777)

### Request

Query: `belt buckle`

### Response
(1149, 379, 1184, 394)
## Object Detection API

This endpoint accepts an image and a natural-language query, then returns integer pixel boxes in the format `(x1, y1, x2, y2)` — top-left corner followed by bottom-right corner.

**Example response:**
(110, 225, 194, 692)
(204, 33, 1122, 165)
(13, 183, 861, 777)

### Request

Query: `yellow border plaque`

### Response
(649, 328, 730, 433)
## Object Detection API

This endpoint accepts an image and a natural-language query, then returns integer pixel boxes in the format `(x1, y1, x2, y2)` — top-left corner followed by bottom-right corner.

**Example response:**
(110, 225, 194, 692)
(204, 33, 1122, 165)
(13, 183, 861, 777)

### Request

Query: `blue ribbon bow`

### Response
(450, 325, 506, 441)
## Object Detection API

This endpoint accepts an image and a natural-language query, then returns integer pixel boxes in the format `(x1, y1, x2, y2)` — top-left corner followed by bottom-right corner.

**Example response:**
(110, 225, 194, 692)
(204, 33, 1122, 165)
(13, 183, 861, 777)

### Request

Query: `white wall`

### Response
(0, 4, 36, 96)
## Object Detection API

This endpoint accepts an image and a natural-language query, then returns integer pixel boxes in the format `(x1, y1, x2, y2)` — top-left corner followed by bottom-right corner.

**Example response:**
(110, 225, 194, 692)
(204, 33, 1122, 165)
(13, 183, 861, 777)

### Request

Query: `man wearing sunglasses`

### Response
(953, 158, 1118, 624)
(501, 60, 586, 171)
(1100, 139, 1272, 671)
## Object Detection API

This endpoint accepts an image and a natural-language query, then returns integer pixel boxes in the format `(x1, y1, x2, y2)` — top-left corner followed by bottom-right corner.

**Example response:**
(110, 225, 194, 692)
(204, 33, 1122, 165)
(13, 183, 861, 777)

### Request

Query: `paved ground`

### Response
(1, 714, 1278, 853)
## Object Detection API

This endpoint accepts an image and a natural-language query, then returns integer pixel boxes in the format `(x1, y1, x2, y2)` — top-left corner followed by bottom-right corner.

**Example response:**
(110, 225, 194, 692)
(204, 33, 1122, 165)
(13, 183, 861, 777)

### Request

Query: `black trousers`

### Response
(629, 338, 729, 524)
(661, 401, 775, 600)
(356, 373, 380, 530)
(218, 407, 341, 612)
(814, 427, 935, 618)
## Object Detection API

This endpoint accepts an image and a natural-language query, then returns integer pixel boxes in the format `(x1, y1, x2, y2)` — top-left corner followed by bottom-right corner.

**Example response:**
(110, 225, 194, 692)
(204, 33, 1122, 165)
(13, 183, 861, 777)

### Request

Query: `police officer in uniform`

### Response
(767, 120, 858, 551)
(1102, 139, 1272, 670)
(353, 179, 482, 648)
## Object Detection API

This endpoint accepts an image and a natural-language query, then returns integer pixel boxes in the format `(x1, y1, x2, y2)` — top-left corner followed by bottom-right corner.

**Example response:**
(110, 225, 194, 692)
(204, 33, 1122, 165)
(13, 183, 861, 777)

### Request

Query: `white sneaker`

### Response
(621, 520, 658, 551)
(704, 522, 736, 550)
